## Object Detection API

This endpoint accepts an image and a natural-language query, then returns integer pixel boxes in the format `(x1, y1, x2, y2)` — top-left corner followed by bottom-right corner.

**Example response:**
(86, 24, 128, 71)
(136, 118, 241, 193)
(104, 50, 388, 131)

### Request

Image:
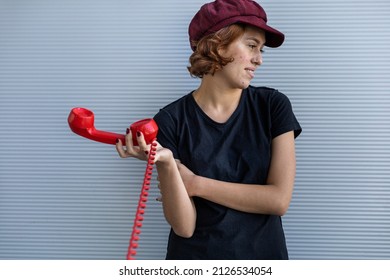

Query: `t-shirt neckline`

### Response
(189, 89, 247, 127)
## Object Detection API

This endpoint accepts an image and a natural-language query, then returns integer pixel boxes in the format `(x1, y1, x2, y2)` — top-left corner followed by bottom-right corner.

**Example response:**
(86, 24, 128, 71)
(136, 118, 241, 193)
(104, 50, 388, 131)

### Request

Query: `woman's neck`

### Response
(192, 75, 243, 123)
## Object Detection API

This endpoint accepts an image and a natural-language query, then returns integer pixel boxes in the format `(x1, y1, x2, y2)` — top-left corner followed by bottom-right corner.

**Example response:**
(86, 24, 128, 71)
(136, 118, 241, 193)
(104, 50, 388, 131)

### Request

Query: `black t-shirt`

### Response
(153, 85, 302, 259)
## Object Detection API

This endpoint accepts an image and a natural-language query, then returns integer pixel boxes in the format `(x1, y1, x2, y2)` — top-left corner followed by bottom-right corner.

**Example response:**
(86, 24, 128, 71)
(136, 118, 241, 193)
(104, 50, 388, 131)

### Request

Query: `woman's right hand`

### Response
(115, 129, 150, 161)
(115, 129, 173, 164)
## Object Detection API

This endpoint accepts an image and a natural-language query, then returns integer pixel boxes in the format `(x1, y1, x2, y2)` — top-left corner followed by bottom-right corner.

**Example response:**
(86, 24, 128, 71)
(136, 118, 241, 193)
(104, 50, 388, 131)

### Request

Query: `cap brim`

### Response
(236, 18, 285, 48)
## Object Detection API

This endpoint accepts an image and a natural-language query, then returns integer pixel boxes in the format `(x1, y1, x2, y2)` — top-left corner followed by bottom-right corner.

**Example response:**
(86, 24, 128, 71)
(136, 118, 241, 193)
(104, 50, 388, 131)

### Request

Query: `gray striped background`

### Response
(1, 0, 389, 259)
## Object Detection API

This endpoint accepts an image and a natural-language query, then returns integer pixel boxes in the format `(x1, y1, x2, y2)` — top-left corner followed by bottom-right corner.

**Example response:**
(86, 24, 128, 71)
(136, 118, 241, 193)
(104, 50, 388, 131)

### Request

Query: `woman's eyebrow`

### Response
(245, 36, 265, 46)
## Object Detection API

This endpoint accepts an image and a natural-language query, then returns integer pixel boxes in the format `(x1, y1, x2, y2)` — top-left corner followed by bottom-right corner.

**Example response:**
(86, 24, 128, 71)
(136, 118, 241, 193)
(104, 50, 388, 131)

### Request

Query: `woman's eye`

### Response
(249, 45, 256, 49)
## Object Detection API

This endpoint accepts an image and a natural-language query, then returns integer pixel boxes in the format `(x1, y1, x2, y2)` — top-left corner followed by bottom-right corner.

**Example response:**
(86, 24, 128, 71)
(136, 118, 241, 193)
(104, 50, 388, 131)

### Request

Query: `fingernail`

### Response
(126, 128, 130, 134)
(137, 131, 141, 137)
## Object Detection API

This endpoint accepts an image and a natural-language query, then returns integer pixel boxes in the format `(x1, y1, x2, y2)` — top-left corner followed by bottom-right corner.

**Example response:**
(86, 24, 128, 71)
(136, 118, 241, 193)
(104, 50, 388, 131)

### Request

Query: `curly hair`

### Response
(188, 24, 247, 78)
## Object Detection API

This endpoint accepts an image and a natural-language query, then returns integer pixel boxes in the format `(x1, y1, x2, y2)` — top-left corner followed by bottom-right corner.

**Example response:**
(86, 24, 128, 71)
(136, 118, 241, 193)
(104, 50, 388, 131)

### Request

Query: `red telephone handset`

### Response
(68, 107, 158, 145)
(67, 107, 158, 260)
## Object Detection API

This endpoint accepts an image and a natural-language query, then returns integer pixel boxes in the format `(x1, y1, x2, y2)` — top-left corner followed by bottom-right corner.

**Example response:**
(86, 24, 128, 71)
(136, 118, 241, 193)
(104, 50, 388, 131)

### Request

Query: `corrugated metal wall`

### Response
(0, 0, 389, 260)
(262, 0, 390, 259)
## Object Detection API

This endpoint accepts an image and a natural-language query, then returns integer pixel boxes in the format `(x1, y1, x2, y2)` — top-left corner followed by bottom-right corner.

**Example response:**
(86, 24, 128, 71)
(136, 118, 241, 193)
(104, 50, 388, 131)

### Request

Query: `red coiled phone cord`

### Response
(126, 140, 158, 260)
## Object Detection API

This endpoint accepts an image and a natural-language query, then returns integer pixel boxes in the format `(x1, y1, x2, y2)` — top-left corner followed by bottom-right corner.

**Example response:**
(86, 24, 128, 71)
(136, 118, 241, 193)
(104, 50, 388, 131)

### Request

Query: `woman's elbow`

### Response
(274, 204, 288, 216)
(268, 182, 293, 216)
(275, 198, 291, 216)
(173, 225, 195, 238)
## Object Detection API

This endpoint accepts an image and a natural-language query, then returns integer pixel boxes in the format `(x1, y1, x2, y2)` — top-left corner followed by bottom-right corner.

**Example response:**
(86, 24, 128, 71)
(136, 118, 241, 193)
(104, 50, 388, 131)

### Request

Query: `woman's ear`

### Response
(217, 45, 235, 65)
(217, 45, 227, 57)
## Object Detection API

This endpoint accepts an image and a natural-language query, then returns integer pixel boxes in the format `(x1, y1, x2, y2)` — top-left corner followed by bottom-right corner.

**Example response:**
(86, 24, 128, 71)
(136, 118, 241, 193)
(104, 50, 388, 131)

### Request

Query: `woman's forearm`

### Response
(193, 176, 293, 216)
(156, 156, 197, 238)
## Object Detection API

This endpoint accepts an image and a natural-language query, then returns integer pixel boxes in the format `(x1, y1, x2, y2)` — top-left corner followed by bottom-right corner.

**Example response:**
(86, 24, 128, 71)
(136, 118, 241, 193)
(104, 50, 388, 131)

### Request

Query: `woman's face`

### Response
(217, 26, 266, 89)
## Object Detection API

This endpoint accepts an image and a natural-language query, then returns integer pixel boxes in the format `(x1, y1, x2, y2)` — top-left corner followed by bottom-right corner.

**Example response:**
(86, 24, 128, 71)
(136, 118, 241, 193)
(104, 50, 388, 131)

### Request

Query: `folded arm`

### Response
(179, 131, 297, 216)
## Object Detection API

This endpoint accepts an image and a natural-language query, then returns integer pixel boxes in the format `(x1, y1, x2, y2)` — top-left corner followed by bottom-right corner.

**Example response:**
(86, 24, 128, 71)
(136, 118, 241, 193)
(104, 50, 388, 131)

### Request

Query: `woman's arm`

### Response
(116, 130, 196, 238)
(179, 131, 297, 216)
(155, 154, 196, 238)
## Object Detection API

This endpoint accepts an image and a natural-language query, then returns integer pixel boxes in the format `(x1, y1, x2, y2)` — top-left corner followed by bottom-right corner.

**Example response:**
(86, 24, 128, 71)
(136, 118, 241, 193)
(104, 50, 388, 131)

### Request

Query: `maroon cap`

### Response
(189, 0, 285, 50)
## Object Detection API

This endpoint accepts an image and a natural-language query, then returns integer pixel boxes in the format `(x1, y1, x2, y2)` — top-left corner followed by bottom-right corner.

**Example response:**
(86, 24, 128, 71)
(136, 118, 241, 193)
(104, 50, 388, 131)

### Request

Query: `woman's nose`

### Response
(252, 52, 263, 66)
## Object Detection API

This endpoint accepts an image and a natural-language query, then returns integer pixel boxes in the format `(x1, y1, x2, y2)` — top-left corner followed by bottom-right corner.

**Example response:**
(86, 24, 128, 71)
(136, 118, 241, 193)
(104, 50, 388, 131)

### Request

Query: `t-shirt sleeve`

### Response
(153, 109, 180, 159)
(270, 90, 302, 139)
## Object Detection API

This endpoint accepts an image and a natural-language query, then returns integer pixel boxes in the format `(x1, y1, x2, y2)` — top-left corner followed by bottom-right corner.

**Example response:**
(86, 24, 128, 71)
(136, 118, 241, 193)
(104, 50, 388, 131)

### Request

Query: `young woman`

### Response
(116, 0, 301, 259)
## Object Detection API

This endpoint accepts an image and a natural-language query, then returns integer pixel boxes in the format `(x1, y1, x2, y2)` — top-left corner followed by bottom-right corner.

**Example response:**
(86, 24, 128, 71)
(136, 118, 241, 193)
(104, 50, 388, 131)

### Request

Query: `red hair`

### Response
(187, 24, 246, 78)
